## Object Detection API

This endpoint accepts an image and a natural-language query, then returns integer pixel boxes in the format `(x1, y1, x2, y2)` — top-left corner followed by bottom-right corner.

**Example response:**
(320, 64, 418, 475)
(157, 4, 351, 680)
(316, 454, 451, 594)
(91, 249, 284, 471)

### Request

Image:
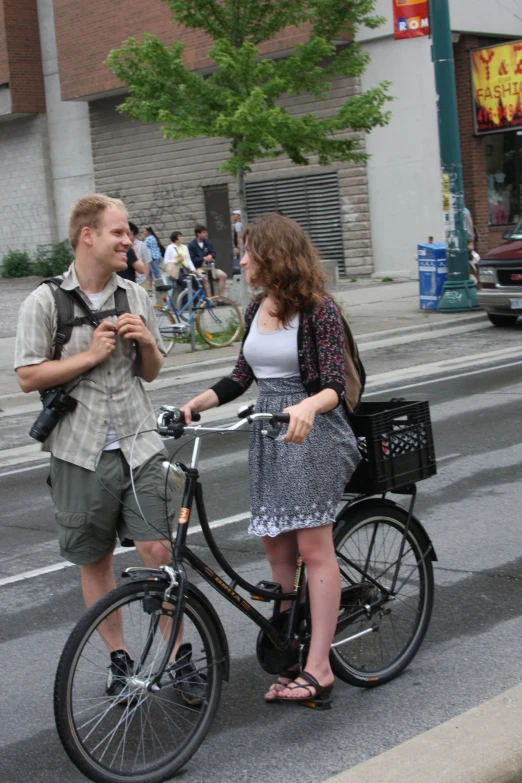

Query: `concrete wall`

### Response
(0, 114, 57, 255)
(90, 74, 373, 276)
(37, 0, 95, 241)
(360, 35, 442, 277)
(356, 0, 522, 277)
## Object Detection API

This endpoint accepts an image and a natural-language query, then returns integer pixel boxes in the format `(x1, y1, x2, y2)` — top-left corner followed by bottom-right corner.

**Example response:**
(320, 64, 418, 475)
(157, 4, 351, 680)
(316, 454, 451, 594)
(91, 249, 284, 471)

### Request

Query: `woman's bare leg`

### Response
(277, 524, 340, 699)
(261, 531, 299, 698)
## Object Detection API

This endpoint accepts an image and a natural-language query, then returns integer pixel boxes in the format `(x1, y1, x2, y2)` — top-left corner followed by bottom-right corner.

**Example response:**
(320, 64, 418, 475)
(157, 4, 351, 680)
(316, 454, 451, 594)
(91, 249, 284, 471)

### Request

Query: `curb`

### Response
(323, 682, 522, 783)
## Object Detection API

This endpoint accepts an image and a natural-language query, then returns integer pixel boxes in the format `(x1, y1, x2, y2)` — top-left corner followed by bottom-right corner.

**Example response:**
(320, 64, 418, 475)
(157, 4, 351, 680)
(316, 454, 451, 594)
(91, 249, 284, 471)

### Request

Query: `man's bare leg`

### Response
(81, 551, 123, 652)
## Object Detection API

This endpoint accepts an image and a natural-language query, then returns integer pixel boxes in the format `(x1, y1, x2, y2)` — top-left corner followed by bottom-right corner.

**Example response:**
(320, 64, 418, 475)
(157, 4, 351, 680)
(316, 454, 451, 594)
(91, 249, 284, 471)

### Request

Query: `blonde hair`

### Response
(68, 194, 128, 249)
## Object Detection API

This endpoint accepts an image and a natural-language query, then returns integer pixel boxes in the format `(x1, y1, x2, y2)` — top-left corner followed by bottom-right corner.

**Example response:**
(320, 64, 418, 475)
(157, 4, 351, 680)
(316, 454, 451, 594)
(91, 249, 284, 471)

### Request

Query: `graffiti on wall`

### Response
(106, 184, 202, 240)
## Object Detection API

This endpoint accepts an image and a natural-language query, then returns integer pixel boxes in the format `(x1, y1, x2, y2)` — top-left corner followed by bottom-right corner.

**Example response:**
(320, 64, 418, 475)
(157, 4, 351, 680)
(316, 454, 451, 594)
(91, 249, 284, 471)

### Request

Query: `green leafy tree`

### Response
(107, 0, 391, 226)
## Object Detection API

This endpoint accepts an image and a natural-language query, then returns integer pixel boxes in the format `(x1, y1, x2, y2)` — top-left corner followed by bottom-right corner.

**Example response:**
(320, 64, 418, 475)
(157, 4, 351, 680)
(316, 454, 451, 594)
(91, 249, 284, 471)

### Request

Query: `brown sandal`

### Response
(275, 670, 334, 704)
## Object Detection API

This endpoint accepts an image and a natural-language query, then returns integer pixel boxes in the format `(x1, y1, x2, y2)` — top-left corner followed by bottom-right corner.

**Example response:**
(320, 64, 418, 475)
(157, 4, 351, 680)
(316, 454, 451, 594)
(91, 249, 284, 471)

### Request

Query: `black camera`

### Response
(29, 387, 78, 443)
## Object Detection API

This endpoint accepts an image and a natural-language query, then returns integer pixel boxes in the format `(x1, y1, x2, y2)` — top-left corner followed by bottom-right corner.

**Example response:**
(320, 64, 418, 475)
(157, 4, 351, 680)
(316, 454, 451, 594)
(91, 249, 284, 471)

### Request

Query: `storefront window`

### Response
(485, 131, 522, 226)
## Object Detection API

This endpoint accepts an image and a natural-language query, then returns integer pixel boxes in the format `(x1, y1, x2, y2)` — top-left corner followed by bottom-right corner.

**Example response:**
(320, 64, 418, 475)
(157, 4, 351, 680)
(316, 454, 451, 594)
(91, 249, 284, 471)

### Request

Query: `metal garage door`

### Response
(245, 171, 345, 276)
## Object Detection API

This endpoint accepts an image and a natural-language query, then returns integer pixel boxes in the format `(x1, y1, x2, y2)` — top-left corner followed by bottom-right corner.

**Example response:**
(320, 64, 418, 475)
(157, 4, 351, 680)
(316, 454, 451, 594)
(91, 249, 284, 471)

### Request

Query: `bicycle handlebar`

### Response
(156, 406, 290, 439)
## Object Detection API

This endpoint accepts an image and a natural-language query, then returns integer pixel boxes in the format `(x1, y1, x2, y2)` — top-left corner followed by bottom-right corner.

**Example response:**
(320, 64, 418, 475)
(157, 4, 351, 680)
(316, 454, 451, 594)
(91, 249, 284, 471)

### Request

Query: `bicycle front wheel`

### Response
(153, 305, 177, 356)
(196, 297, 242, 347)
(331, 503, 434, 687)
(54, 581, 224, 783)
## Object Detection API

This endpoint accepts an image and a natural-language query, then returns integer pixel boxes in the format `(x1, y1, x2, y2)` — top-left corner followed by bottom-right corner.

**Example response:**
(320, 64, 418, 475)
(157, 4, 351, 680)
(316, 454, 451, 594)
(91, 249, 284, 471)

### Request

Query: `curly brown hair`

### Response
(245, 213, 326, 324)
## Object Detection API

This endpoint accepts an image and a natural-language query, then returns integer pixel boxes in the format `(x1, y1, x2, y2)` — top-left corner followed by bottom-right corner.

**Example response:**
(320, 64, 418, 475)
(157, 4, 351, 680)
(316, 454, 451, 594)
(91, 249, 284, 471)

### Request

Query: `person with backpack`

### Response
(180, 212, 362, 706)
(13, 194, 182, 702)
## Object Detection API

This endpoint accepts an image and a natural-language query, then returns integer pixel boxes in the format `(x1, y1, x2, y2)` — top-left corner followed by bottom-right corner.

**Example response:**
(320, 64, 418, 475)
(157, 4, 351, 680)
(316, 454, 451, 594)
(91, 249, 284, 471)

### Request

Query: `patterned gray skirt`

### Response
(248, 377, 361, 537)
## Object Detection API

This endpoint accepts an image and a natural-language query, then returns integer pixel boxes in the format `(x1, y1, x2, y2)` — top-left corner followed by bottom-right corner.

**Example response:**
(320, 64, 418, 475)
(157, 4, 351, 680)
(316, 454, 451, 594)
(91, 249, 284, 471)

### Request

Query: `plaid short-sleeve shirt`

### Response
(14, 264, 166, 471)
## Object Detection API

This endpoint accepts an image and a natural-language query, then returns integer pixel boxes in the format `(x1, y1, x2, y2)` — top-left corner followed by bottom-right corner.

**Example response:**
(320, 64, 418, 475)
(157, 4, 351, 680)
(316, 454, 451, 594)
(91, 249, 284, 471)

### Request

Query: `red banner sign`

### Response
(393, 0, 430, 40)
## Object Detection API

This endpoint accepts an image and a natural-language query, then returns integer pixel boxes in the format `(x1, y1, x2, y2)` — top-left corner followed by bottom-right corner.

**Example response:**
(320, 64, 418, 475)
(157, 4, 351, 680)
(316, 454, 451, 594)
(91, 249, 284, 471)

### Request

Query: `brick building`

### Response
(1, 0, 522, 277)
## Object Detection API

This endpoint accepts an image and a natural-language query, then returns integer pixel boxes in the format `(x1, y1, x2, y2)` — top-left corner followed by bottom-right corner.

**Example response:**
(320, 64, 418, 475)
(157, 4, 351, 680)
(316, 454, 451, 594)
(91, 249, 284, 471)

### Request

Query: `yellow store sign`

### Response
(472, 40, 522, 134)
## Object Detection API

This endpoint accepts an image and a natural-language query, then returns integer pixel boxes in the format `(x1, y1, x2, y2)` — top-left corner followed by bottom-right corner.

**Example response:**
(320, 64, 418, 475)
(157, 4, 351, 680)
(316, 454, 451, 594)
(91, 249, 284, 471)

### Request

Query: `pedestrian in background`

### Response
(164, 231, 195, 288)
(232, 210, 242, 274)
(143, 226, 164, 290)
(129, 222, 151, 282)
(119, 245, 147, 284)
(187, 224, 227, 299)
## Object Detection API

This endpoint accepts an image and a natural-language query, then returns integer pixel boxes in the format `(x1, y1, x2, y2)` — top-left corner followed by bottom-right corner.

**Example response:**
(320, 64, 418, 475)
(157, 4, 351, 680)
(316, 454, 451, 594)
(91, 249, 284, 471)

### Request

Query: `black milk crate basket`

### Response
(345, 400, 436, 494)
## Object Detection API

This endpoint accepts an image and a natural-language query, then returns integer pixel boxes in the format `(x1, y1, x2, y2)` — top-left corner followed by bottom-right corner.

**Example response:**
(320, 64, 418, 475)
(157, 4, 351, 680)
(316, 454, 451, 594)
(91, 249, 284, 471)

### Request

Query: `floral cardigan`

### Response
(211, 295, 346, 409)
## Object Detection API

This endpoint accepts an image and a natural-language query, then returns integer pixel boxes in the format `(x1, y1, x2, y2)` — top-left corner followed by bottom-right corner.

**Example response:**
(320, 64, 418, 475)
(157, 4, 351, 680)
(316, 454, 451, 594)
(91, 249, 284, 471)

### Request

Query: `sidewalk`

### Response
(324, 682, 522, 783)
(0, 277, 488, 406)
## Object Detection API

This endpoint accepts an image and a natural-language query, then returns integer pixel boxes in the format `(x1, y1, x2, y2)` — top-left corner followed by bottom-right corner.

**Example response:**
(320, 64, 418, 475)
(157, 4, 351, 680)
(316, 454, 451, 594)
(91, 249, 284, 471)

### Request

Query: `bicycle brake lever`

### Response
(264, 426, 285, 441)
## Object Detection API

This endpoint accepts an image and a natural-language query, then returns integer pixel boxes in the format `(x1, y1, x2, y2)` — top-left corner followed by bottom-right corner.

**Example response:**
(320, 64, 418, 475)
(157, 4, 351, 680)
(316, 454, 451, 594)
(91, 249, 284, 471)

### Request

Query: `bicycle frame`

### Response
(124, 414, 428, 685)
(162, 283, 207, 324)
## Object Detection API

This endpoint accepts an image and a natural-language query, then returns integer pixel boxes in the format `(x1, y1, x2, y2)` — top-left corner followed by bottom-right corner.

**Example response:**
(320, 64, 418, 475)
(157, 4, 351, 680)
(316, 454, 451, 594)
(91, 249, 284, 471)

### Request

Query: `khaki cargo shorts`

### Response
(48, 450, 173, 566)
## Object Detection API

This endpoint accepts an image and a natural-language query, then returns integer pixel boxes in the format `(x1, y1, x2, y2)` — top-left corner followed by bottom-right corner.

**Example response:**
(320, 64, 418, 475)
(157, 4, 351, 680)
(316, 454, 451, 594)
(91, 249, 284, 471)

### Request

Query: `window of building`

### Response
(485, 131, 522, 226)
(245, 171, 345, 276)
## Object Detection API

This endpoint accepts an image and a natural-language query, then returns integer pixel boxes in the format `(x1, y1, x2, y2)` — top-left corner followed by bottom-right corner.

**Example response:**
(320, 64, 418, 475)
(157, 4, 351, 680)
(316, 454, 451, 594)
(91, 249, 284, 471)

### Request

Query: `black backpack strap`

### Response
(41, 278, 77, 361)
(40, 278, 135, 365)
(40, 279, 131, 360)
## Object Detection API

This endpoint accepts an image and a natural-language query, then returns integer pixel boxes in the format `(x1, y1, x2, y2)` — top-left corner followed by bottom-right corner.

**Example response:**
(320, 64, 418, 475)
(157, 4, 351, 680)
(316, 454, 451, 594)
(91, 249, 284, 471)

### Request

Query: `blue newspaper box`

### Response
(418, 243, 447, 310)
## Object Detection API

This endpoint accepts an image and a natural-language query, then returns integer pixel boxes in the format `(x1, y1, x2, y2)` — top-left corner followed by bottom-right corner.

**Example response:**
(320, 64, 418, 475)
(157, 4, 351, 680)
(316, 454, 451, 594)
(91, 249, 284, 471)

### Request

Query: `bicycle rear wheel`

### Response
(331, 502, 434, 687)
(153, 305, 178, 355)
(54, 581, 224, 783)
(196, 297, 242, 347)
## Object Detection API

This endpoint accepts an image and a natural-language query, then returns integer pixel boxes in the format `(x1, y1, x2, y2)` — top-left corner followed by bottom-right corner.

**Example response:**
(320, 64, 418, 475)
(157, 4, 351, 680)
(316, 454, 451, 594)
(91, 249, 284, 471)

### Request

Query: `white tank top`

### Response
(243, 305, 300, 379)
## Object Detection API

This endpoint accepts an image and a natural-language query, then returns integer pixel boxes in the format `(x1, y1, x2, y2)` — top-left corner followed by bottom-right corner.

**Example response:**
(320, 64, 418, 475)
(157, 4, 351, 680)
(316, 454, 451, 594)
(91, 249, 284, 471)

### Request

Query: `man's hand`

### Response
(87, 321, 117, 365)
(203, 253, 213, 263)
(116, 313, 155, 347)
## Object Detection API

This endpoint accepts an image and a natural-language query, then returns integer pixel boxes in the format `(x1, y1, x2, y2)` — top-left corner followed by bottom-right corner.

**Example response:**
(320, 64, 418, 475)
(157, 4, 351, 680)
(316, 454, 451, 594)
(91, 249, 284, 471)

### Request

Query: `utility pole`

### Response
(431, 0, 480, 312)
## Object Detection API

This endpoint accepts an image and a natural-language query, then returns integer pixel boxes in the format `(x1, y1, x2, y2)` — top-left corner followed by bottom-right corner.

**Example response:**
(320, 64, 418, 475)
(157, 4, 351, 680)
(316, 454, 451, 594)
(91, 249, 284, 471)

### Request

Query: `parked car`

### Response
(477, 218, 522, 326)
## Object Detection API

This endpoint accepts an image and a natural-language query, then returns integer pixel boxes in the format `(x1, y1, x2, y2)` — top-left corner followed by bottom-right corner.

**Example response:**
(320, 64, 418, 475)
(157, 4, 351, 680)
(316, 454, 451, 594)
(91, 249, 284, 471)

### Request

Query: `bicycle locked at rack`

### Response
(54, 399, 438, 783)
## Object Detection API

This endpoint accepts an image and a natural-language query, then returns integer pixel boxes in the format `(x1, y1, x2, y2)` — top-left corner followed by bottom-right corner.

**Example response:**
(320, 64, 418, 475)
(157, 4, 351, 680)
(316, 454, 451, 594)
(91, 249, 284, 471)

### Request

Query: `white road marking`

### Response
(0, 462, 49, 477)
(364, 359, 522, 395)
(0, 511, 250, 588)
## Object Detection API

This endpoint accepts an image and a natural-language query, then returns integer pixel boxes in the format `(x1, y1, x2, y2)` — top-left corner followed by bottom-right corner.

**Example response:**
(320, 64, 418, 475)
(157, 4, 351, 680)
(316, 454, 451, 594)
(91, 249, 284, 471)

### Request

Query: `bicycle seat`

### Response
(155, 283, 176, 292)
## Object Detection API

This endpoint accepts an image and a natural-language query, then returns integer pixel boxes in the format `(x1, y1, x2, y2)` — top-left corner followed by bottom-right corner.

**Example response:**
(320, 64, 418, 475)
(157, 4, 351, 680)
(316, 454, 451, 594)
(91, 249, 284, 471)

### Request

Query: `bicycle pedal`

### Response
(251, 580, 282, 601)
(300, 699, 332, 711)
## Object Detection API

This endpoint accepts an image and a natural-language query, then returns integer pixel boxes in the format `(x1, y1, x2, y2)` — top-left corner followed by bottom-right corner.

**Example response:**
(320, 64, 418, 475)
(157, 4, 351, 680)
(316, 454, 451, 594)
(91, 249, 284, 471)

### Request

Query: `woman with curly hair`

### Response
(181, 212, 360, 704)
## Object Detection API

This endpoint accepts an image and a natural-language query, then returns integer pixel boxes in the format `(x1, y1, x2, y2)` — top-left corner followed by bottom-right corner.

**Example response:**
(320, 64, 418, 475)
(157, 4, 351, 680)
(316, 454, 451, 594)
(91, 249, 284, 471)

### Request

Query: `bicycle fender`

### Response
(187, 582, 231, 681)
(122, 570, 231, 680)
(335, 497, 437, 562)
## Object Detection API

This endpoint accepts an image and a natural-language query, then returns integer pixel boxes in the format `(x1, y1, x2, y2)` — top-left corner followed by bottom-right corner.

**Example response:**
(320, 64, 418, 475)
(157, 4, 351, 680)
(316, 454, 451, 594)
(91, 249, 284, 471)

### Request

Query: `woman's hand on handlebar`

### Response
(180, 388, 220, 425)
(283, 399, 317, 444)
(180, 402, 199, 425)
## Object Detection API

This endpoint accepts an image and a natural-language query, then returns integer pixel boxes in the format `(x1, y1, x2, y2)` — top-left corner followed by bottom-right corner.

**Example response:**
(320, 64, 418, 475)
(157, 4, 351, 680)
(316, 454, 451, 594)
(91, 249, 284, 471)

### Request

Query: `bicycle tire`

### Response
(196, 297, 242, 348)
(54, 580, 224, 783)
(153, 305, 177, 356)
(331, 502, 434, 688)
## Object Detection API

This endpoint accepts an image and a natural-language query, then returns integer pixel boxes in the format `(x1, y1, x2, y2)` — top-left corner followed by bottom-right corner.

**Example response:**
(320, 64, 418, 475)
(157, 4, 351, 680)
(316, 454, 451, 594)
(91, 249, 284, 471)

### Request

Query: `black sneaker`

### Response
(169, 643, 208, 706)
(106, 650, 135, 704)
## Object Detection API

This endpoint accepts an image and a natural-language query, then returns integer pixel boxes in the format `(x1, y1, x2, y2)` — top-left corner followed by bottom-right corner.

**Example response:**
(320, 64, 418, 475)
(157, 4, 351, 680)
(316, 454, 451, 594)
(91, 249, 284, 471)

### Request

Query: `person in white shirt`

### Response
(164, 231, 196, 288)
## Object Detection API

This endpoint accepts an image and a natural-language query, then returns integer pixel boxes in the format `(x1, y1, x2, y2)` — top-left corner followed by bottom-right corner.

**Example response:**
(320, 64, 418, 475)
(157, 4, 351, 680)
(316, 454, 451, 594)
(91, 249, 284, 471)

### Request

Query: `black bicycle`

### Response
(54, 399, 437, 783)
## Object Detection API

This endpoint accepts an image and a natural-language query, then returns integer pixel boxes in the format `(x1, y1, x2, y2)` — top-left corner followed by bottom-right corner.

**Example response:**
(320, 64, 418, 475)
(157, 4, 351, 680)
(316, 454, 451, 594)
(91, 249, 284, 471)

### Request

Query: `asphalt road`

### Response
(1, 351, 522, 782)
